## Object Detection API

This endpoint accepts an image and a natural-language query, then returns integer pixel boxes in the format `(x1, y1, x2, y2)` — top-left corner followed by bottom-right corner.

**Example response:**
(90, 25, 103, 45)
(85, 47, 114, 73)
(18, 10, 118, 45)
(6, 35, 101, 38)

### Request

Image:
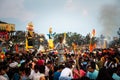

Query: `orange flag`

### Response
(92, 29, 96, 37)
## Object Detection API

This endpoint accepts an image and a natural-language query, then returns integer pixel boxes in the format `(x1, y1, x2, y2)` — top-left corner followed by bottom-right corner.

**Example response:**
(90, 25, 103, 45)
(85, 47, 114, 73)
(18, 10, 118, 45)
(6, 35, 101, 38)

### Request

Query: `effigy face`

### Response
(27, 25, 34, 31)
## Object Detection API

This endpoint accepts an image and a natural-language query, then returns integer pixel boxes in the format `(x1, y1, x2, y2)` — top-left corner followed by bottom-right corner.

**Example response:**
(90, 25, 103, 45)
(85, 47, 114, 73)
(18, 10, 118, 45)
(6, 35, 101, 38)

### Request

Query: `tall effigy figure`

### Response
(47, 27, 55, 50)
(26, 22, 34, 51)
(55, 36, 66, 63)
(89, 29, 96, 52)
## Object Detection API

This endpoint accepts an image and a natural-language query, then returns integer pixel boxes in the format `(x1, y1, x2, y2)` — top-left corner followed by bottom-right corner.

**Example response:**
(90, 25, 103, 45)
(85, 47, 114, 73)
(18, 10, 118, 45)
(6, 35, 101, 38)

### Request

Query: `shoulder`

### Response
(0, 76, 7, 80)
(112, 73, 120, 79)
(94, 70, 99, 74)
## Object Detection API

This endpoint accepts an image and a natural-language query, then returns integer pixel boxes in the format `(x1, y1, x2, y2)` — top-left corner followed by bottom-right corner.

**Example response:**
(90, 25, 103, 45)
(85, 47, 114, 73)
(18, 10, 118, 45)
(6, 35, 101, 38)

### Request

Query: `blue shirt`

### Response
(54, 71, 61, 80)
(87, 70, 99, 80)
(112, 73, 120, 80)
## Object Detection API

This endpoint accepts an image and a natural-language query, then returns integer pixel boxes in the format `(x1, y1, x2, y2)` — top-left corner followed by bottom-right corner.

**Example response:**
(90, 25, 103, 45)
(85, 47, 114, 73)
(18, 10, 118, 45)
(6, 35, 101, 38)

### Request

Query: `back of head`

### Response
(58, 65, 65, 70)
(59, 36, 63, 43)
(90, 61, 96, 69)
(80, 76, 90, 80)
(96, 67, 114, 80)
(65, 62, 72, 68)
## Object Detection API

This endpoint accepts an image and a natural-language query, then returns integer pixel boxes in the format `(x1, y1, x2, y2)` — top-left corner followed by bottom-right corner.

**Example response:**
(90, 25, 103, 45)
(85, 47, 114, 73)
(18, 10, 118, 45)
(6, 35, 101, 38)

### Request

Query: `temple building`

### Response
(0, 21, 15, 41)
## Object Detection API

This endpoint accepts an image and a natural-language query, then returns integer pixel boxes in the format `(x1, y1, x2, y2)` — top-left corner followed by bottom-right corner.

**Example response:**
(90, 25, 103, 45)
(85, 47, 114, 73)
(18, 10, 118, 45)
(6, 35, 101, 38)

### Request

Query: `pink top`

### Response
(37, 60, 44, 66)
(73, 69, 86, 79)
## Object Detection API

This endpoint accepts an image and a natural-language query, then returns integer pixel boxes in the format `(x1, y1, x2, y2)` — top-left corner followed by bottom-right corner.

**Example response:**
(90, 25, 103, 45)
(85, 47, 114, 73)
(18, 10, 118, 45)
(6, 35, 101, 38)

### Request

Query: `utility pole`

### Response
(117, 28, 120, 45)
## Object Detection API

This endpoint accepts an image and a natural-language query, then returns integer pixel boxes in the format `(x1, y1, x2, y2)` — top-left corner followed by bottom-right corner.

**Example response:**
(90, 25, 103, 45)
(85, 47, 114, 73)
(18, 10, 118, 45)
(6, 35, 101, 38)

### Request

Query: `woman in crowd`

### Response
(73, 64, 86, 79)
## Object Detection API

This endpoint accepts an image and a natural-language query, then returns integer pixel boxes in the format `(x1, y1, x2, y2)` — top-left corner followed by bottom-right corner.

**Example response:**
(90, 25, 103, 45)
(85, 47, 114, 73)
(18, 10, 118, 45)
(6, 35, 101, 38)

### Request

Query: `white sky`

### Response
(0, 0, 119, 37)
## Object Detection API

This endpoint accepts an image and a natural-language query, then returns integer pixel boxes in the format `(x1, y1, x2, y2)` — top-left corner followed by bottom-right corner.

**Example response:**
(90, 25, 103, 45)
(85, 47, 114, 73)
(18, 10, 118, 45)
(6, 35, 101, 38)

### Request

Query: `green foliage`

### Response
(53, 32, 96, 46)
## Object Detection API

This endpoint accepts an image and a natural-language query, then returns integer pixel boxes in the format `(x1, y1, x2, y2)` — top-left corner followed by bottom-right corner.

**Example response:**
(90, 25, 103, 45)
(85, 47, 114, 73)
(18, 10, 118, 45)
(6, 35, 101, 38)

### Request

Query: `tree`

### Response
(53, 32, 91, 46)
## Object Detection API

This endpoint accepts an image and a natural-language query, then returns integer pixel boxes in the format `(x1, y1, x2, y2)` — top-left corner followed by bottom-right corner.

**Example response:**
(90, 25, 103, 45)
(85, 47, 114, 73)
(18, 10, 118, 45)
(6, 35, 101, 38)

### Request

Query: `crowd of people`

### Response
(0, 37, 120, 80)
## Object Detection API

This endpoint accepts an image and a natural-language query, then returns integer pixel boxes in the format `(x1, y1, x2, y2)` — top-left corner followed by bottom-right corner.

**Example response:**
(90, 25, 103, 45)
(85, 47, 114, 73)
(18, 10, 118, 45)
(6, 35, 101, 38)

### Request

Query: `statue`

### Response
(47, 27, 56, 50)
(26, 22, 34, 51)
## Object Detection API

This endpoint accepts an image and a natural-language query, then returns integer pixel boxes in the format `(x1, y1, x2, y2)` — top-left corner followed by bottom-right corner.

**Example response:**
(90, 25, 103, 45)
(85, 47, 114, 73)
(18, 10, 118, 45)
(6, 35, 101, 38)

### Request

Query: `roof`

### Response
(0, 21, 8, 24)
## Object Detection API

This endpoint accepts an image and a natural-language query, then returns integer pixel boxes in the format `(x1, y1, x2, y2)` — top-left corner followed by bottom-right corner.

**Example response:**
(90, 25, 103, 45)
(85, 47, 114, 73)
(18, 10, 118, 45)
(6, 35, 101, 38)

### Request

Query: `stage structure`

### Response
(0, 21, 15, 41)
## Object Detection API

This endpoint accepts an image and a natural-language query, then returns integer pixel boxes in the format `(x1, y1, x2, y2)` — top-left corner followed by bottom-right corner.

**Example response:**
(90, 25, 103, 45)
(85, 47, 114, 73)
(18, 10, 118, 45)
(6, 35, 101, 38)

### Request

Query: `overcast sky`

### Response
(0, 0, 120, 38)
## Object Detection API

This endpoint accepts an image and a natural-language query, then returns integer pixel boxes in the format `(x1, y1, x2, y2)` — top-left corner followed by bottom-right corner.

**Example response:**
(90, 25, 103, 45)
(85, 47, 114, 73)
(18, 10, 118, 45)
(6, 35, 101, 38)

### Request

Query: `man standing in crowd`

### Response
(55, 36, 66, 64)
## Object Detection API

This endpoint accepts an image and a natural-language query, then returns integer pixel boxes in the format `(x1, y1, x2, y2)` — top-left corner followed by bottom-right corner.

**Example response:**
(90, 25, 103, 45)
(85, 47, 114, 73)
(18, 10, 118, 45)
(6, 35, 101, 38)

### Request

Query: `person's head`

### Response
(2, 64, 9, 73)
(0, 62, 8, 75)
(34, 64, 39, 73)
(65, 62, 72, 68)
(96, 67, 113, 80)
(90, 61, 96, 69)
(0, 66, 5, 75)
(25, 67, 31, 76)
(39, 74, 46, 80)
(33, 58, 38, 63)
(87, 65, 94, 72)
(46, 61, 52, 68)
(58, 64, 64, 71)
(39, 65, 45, 73)
(80, 76, 90, 80)
(59, 36, 63, 43)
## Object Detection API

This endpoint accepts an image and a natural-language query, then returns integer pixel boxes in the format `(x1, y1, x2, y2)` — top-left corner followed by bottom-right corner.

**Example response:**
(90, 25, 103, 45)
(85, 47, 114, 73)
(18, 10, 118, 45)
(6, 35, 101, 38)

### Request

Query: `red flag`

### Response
(15, 44, 19, 53)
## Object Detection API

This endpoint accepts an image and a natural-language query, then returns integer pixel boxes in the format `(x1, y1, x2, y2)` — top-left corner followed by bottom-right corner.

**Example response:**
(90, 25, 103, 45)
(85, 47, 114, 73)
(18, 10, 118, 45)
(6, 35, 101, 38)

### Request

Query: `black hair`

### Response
(90, 61, 96, 69)
(39, 65, 45, 73)
(96, 67, 114, 80)
(25, 67, 31, 76)
(65, 62, 72, 68)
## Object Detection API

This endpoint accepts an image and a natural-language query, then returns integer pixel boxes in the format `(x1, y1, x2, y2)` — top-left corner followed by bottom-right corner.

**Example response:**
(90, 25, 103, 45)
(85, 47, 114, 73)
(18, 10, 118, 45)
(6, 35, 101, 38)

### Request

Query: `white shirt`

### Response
(0, 75, 7, 80)
(60, 67, 73, 78)
(28, 69, 34, 79)
(31, 71, 41, 80)
(45, 66, 49, 77)
(9, 62, 18, 68)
